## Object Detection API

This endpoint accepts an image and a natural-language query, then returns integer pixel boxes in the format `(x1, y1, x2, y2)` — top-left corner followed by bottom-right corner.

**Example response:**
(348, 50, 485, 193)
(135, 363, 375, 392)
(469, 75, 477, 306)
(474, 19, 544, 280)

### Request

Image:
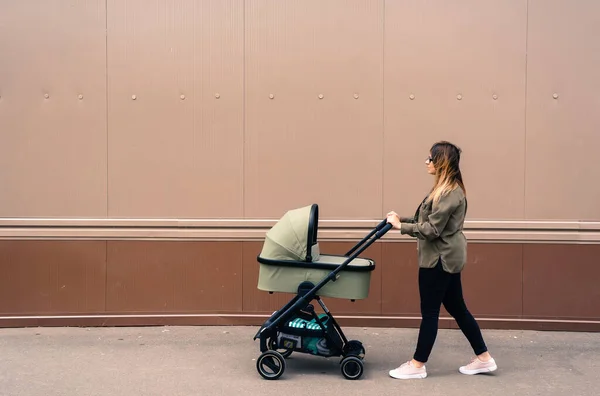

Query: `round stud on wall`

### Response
(353, 93, 359, 99)
(269, 93, 274, 99)
(456, 94, 462, 100)
(215, 93, 220, 99)
(44, 93, 50, 99)
(78, 94, 84, 100)
(553, 93, 559, 99)
(318, 94, 324, 99)
(180, 94, 186, 100)
(409, 94, 415, 100)
(131, 94, 137, 100)
(492, 94, 498, 100)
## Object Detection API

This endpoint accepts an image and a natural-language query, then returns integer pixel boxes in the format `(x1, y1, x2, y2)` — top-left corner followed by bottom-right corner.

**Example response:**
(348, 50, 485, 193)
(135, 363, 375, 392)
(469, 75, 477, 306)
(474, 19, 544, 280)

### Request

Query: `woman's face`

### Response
(426, 152, 436, 175)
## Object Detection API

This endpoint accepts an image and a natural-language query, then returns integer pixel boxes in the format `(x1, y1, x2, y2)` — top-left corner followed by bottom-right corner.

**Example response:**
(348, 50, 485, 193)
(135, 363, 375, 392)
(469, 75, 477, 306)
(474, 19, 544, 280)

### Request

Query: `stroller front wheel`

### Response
(340, 356, 364, 380)
(256, 350, 286, 380)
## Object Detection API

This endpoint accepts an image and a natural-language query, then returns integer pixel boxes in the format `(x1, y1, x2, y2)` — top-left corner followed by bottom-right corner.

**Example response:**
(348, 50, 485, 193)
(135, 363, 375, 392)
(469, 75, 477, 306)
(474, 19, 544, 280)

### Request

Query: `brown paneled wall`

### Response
(0, 0, 599, 221)
(1, 1, 599, 329)
(0, 240, 599, 331)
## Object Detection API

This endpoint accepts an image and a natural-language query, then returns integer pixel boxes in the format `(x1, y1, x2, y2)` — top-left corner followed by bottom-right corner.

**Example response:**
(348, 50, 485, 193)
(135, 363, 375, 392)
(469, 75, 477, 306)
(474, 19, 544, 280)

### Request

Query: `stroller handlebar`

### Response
(344, 219, 393, 257)
(376, 222, 393, 237)
(375, 218, 388, 231)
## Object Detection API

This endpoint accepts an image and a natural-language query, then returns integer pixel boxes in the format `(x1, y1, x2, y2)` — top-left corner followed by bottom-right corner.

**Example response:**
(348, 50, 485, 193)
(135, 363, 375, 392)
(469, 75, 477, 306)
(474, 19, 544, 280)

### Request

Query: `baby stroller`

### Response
(253, 204, 392, 380)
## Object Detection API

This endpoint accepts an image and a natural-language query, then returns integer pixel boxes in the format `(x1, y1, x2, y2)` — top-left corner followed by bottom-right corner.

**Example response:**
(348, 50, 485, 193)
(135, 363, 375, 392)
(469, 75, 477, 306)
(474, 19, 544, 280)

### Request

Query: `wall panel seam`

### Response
(105, 0, 109, 218)
(381, 0, 386, 219)
(520, 243, 524, 318)
(239, 241, 246, 312)
(242, 0, 246, 218)
(523, 0, 529, 219)
(104, 240, 108, 312)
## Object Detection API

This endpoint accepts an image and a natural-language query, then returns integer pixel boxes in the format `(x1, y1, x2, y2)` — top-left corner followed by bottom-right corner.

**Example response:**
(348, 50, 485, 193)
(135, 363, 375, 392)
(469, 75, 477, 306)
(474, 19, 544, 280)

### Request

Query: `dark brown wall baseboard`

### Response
(0, 240, 599, 331)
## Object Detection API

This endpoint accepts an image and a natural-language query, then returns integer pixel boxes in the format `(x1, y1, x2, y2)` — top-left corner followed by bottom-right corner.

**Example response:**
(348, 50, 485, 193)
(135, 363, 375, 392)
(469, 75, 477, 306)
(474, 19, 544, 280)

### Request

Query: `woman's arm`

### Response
(387, 210, 416, 224)
(398, 189, 463, 240)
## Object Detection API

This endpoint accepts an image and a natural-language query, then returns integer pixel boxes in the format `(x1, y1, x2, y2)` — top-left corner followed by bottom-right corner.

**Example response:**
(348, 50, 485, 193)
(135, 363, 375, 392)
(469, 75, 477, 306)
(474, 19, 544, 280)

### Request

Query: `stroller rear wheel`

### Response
(340, 356, 364, 380)
(256, 350, 286, 380)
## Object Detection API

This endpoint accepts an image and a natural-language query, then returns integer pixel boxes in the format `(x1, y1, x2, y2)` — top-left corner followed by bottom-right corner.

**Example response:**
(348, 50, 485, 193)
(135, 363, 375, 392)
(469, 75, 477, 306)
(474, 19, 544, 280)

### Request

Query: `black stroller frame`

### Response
(253, 205, 392, 380)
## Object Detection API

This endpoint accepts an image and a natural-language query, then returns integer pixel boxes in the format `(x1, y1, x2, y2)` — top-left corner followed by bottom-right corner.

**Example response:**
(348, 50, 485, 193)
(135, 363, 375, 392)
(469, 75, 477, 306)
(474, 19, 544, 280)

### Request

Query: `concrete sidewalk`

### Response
(0, 325, 597, 396)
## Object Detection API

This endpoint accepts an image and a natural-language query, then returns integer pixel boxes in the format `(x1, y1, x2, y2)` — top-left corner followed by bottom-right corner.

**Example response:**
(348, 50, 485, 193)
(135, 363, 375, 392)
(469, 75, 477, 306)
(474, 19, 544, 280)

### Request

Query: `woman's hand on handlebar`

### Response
(386, 211, 401, 230)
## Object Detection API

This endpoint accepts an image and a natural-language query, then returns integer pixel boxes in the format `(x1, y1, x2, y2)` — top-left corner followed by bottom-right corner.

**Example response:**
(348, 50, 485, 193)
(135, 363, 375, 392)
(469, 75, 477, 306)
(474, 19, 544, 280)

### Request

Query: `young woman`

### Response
(385, 141, 497, 380)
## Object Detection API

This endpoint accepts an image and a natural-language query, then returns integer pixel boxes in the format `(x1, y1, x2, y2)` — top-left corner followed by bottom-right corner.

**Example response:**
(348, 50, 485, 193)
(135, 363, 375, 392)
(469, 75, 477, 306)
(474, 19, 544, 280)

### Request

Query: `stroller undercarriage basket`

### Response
(276, 312, 342, 357)
(253, 204, 392, 380)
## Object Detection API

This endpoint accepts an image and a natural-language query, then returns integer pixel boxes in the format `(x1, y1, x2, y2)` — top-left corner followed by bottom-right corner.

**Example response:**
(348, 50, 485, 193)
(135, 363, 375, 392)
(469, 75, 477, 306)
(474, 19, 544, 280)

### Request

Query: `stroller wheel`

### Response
(267, 337, 293, 358)
(340, 356, 364, 380)
(256, 350, 286, 380)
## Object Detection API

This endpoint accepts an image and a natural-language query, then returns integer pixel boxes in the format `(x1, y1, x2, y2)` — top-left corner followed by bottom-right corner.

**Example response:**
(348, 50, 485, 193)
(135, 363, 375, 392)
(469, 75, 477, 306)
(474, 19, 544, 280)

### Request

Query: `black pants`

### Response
(413, 260, 488, 363)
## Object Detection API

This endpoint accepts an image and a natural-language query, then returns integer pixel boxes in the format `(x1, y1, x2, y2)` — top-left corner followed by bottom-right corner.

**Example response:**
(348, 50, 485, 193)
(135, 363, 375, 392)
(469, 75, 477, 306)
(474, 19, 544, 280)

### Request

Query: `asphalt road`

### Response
(0, 325, 597, 396)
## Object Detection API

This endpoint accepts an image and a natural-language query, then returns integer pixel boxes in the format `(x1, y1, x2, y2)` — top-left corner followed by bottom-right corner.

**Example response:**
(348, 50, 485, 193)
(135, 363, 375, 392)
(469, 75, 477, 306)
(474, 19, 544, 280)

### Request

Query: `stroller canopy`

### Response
(259, 204, 319, 262)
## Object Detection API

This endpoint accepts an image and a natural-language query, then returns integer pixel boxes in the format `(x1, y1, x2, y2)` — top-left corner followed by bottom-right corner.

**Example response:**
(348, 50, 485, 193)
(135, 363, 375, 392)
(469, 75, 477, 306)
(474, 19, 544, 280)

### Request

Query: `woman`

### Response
(385, 141, 497, 380)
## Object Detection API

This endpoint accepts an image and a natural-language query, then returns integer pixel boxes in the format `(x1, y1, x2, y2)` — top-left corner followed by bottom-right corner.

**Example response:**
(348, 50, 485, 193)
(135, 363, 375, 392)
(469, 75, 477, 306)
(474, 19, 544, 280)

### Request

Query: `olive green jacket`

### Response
(399, 187, 468, 273)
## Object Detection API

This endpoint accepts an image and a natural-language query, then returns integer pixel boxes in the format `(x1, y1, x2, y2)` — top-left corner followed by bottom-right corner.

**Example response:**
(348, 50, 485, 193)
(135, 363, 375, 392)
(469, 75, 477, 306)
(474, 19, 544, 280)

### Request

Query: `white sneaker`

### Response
(389, 360, 427, 379)
(459, 357, 498, 375)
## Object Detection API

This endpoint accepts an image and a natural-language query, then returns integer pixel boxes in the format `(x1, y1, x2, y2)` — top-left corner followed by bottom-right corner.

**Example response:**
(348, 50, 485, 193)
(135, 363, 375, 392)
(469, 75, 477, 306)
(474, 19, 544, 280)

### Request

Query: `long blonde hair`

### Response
(426, 141, 466, 204)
